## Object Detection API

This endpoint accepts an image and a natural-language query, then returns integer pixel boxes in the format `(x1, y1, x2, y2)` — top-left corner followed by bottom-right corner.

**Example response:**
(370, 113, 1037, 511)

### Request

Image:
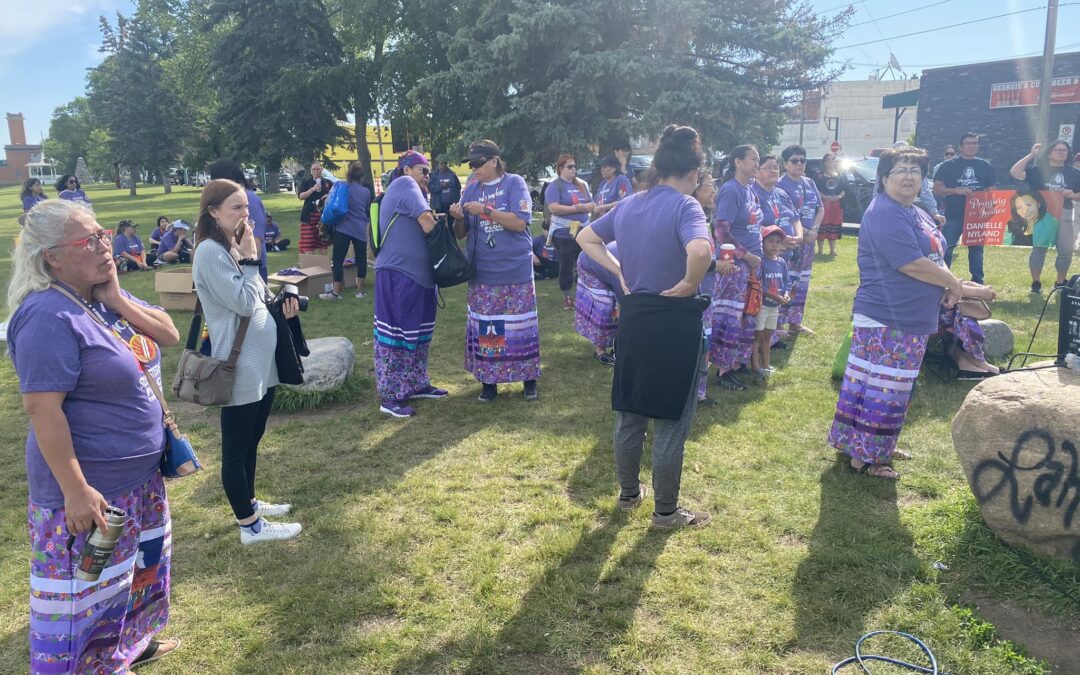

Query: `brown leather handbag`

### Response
(172, 299, 250, 406)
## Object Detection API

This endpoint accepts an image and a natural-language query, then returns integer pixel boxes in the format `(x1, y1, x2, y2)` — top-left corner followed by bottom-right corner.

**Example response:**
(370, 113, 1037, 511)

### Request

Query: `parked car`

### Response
(839, 157, 877, 223)
(278, 172, 294, 192)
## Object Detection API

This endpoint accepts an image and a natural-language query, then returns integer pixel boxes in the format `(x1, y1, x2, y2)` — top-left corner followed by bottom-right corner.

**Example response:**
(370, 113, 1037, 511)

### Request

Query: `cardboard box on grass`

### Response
(267, 266, 333, 298)
(298, 250, 357, 288)
(154, 266, 197, 311)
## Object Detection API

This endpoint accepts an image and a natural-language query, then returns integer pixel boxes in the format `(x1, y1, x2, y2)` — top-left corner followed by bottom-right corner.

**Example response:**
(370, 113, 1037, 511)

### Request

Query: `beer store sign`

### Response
(989, 76, 1080, 109)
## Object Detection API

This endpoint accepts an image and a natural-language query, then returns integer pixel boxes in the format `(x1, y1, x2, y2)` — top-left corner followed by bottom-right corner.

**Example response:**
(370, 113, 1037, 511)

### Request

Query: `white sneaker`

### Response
(255, 500, 291, 517)
(318, 291, 342, 300)
(240, 520, 302, 545)
(355, 290, 367, 299)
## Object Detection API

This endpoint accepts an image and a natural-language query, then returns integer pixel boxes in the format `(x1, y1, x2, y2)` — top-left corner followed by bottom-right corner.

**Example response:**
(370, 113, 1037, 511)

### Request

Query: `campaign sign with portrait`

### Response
(962, 190, 1064, 246)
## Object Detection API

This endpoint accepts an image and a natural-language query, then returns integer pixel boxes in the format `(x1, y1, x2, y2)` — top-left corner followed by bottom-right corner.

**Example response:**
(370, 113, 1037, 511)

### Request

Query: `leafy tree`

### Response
(42, 98, 97, 176)
(415, 0, 850, 174)
(207, 0, 346, 190)
(88, 7, 191, 195)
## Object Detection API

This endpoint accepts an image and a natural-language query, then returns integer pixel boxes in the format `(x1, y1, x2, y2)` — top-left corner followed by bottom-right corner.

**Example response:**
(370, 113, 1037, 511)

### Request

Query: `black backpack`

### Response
(426, 217, 474, 288)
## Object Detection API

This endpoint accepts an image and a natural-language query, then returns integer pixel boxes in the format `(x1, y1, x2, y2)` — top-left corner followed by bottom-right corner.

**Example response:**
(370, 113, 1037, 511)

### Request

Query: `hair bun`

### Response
(659, 125, 698, 147)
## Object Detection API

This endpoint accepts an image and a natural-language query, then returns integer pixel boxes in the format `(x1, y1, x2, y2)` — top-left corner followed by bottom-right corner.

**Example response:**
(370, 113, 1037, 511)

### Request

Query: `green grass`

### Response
(0, 182, 1077, 673)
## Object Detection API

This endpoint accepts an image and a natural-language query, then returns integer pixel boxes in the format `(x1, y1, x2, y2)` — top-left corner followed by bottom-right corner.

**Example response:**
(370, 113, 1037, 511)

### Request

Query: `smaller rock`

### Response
(282, 336, 355, 392)
(979, 319, 1014, 360)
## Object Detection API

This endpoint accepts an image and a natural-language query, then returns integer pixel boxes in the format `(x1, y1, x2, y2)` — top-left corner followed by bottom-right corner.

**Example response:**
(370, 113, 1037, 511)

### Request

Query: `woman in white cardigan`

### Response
(192, 179, 302, 544)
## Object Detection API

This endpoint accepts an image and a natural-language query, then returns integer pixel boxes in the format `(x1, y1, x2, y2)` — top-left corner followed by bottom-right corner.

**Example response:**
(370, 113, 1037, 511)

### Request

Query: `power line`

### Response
(830, 40, 1080, 69)
(819, 0, 870, 14)
(848, 0, 961, 28)
(834, 5, 1076, 50)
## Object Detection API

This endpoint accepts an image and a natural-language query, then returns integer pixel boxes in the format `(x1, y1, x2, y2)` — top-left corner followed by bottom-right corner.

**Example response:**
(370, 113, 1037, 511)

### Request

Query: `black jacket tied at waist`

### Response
(612, 293, 710, 420)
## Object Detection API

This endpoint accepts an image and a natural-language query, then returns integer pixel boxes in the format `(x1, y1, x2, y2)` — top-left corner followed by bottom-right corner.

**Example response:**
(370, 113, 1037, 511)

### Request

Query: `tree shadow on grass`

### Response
(0, 625, 29, 672)
(793, 457, 919, 653)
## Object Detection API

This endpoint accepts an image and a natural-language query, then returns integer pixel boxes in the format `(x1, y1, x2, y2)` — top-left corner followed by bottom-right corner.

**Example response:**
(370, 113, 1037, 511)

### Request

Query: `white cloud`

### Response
(0, 1, 130, 60)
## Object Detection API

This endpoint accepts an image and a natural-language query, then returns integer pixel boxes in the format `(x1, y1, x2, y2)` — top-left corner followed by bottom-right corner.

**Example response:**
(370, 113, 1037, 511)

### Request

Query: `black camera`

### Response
(273, 283, 308, 313)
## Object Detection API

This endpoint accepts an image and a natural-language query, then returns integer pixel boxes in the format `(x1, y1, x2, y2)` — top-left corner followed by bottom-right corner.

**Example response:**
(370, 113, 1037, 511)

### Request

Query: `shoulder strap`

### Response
(48, 283, 178, 423)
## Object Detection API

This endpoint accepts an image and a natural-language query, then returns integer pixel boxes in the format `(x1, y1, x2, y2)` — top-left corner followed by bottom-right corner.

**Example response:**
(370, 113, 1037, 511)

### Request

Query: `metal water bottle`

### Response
(74, 507, 127, 582)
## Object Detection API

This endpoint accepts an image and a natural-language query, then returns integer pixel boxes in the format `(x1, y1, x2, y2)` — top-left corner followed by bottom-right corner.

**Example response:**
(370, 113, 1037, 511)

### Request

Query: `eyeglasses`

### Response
(888, 167, 923, 178)
(66, 179, 77, 184)
(787, 158, 806, 164)
(944, 152, 956, 157)
(469, 158, 491, 169)
(52, 229, 113, 253)
(564, 164, 577, 170)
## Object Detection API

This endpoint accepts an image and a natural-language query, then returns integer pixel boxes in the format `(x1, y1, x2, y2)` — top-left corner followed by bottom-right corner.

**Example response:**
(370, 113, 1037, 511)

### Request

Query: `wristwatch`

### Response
(483, 204, 493, 216)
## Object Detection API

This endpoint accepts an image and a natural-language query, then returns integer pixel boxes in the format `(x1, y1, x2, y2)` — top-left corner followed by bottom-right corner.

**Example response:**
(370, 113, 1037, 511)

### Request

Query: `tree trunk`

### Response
(354, 102, 374, 184)
(129, 164, 138, 197)
(113, 162, 121, 189)
(161, 166, 172, 194)
(265, 170, 280, 193)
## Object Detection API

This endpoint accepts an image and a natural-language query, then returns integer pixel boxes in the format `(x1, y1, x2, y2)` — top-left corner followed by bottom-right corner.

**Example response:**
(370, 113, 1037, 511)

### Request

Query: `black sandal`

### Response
(132, 638, 181, 667)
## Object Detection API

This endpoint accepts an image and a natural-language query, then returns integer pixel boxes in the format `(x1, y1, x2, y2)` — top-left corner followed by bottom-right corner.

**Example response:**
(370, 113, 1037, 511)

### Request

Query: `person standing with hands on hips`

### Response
(451, 140, 540, 402)
(192, 179, 303, 544)
(297, 161, 333, 253)
(578, 124, 714, 530)
(933, 132, 996, 284)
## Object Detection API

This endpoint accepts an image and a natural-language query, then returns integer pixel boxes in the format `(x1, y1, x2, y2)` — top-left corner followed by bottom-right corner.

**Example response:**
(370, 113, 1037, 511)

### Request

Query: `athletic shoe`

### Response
(379, 400, 416, 417)
(1031, 280, 1043, 294)
(478, 383, 498, 403)
(409, 385, 448, 399)
(771, 341, 789, 350)
(1054, 280, 1069, 291)
(355, 290, 367, 298)
(318, 291, 342, 300)
(595, 352, 616, 366)
(524, 380, 539, 401)
(651, 507, 712, 529)
(255, 501, 291, 517)
(240, 520, 302, 545)
(618, 484, 648, 512)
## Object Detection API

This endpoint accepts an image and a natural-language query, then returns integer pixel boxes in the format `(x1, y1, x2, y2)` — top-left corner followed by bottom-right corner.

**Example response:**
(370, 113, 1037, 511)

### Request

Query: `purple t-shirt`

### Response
(150, 226, 167, 246)
(158, 229, 190, 256)
(264, 222, 281, 243)
(462, 173, 534, 286)
(378, 175, 434, 288)
(853, 193, 948, 335)
(759, 256, 791, 307)
(715, 178, 764, 256)
(59, 189, 91, 204)
(751, 182, 780, 227)
(577, 242, 623, 298)
(113, 233, 145, 257)
(596, 175, 632, 206)
(9, 287, 166, 508)
(545, 178, 591, 240)
(338, 182, 373, 241)
(777, 174, 822, 228)
(589, 186, 710, 294)
(246, 189, 268, 239)
(22, 194, 45, 211)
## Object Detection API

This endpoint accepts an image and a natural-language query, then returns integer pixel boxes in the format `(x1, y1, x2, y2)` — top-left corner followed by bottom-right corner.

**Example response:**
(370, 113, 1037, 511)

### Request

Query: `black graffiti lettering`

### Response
(972, 430, 1080, 530)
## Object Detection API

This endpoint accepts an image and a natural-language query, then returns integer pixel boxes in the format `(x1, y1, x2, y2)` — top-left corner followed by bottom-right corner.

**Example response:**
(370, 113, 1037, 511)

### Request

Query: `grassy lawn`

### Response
(0, 182, 1078, 673)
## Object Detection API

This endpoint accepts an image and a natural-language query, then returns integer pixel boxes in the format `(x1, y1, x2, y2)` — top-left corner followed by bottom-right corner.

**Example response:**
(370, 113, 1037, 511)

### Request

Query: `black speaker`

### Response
(1057, 274, 1080, 365)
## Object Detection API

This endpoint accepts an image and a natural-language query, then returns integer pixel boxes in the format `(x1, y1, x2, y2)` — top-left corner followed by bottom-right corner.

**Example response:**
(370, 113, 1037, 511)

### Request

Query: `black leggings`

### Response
(331, 230, 369, 283)
(220, 387, 275, 520)
(554, 237, 580, 294)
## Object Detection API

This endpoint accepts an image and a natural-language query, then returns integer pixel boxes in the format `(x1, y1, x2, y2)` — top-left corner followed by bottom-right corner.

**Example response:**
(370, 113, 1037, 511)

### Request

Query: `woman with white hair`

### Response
(7, 200, 182, 673)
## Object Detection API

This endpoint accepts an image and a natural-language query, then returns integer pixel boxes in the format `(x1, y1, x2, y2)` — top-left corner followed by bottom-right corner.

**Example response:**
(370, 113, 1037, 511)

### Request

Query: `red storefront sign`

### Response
(989, 76, 1080, 109)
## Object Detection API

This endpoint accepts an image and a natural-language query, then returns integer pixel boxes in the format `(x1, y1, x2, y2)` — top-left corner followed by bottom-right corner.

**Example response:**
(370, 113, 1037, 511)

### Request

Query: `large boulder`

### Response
(978, 319, 1014, 361)
(283, 336, 355, 392)
(952, 366, 1080, 563)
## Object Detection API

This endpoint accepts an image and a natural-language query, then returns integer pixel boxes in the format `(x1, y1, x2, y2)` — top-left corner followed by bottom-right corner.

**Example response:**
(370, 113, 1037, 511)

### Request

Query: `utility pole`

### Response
(1036, 0, 1059, 146)
(798, 92, 806, 146)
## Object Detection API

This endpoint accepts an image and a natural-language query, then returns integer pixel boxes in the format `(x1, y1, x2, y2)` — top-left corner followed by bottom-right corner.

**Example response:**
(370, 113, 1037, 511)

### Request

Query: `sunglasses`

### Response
(53, 229, 113, 253)
(787, 158, 806, 164)
(564, 164, 577, 170)
(469, 157, 491, 169)
(944, 152, 956, 157)
(415, 167, 430, 176)
(67, 179, 77, 184)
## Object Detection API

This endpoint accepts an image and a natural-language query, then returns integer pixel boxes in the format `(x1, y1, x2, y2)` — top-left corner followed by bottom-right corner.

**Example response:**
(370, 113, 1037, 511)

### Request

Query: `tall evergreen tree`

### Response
(207, 0, 346, 188)
(415, 0, 850, 173)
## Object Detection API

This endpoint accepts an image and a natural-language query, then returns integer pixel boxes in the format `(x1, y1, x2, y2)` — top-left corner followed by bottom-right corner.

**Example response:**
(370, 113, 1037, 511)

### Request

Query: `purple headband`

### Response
(398, 150, 430, 168)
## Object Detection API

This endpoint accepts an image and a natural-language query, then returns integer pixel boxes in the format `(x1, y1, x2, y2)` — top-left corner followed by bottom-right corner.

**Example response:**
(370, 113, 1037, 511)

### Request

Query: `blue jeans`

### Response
(943, 217, 984, 284)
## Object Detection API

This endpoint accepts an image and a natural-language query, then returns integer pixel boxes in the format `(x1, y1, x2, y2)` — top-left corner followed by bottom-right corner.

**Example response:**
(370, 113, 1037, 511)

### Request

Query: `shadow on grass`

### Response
(392, 519, 671, 674)
(793, 457, 919, 651)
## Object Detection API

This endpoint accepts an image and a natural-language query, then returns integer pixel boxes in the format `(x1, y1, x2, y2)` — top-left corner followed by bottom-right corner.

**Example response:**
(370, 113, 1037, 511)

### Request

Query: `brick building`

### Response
(917, 52, 1080, 185)
(0, 113, 43, 186)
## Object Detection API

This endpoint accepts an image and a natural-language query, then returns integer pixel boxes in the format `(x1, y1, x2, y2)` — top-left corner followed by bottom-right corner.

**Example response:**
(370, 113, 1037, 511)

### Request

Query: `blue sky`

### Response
(2, 0, 1079, 150)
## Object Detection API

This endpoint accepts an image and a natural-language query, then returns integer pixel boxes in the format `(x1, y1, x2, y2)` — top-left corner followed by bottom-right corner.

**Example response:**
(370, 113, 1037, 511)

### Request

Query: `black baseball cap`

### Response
(466, 140, 501, 163)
